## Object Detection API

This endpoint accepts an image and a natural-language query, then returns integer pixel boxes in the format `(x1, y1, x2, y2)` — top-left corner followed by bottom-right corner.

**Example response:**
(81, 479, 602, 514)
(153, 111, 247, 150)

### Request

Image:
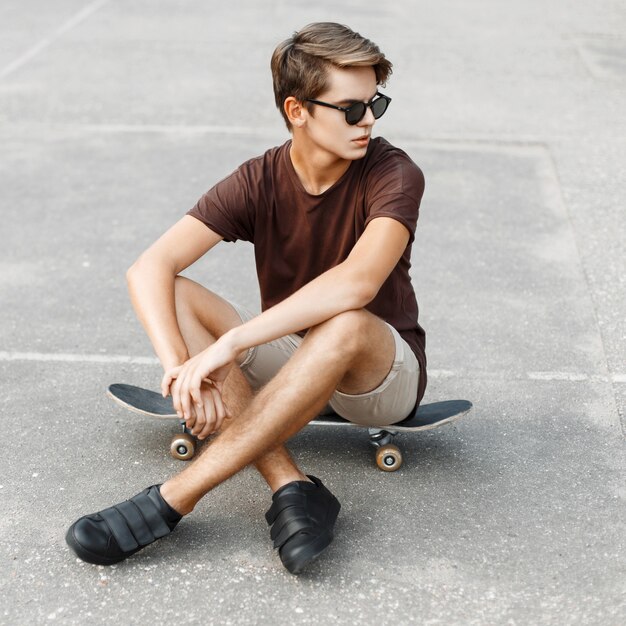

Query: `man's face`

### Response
(302, 65, 379, 161)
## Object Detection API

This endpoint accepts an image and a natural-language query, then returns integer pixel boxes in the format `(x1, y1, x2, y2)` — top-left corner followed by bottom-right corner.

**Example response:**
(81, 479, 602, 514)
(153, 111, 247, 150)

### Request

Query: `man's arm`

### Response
(226, 216, 409, 353)
(126, 215, 223, 370)
(163, 216, 410, 418)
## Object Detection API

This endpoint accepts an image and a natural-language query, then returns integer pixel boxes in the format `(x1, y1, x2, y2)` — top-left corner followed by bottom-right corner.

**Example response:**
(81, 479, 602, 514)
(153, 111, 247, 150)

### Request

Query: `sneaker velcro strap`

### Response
(115, 500, 156, 546)
(265, 501, 280, 526)
(265, 492, 307, 526)
(100, 507, 140, 553)
(98, 490, 173, 553)
(129, 490, 172, 539)
(270, 509, 315, 549)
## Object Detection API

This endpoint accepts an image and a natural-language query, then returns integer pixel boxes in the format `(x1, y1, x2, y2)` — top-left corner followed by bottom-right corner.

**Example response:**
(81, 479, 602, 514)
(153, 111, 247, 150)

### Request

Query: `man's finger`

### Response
(196, 390, 217, 439)
(191, 392, 205, 431)
(171, 375, 186, 420)
(161, 366, 181, 397)
(180, 379, 194, 422)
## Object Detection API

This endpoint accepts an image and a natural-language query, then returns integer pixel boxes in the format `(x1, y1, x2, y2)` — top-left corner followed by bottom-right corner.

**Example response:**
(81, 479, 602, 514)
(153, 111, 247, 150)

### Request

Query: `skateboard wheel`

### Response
(170, 433, 195, 461)
(376, 444, 402, 472)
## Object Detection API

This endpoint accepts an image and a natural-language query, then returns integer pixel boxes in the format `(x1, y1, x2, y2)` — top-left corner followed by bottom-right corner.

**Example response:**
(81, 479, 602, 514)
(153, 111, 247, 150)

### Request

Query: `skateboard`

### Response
(107, 383, 472, 472)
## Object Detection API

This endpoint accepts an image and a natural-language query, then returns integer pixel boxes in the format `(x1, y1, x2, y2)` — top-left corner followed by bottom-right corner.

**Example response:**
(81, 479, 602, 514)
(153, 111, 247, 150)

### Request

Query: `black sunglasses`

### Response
(304, 92, 392, 125)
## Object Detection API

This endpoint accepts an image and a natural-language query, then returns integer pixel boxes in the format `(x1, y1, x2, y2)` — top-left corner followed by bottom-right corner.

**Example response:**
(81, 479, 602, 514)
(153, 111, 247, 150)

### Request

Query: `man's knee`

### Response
(173, 276, 240, 339)
(173, 276, 198, 318)
(308, 309, 374, 356)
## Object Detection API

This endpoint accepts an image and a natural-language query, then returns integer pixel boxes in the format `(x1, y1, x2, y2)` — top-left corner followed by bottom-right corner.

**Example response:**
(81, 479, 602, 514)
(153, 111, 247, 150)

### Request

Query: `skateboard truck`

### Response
(368, 428, 402, 471)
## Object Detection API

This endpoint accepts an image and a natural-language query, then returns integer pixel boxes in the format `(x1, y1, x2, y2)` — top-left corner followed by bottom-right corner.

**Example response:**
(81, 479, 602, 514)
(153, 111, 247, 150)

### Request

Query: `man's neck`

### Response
(289, 136, 351, 196)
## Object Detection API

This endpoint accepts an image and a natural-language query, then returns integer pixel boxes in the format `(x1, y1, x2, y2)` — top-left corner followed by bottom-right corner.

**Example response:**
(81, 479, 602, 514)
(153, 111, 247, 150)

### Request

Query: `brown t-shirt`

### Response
(188, 137, 427, 406)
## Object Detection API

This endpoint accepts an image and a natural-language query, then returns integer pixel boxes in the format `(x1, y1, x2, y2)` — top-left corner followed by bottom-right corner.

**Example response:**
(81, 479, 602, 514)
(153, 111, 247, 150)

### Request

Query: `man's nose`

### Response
(358, 105, 376, 126)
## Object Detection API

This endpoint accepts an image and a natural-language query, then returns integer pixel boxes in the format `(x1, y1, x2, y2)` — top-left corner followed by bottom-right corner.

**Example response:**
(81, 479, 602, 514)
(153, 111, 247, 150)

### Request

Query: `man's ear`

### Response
(284, 97, 307, 128)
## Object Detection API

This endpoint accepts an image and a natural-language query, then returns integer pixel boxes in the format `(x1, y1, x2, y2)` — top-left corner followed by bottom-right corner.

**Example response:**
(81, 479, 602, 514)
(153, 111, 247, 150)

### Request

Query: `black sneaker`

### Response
(66, 485, 182, 565)
(265, 475, 341, 574)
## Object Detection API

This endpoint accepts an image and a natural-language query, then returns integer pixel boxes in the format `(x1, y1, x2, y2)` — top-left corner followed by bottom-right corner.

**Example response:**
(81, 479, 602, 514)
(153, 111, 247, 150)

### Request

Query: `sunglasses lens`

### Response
(371, 96, 389, 119)
(345, 102, 366, 125)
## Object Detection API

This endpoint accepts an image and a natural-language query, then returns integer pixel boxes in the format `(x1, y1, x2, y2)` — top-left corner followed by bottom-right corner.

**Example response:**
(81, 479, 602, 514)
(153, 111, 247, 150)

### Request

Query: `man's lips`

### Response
(353, 135, 370, 143)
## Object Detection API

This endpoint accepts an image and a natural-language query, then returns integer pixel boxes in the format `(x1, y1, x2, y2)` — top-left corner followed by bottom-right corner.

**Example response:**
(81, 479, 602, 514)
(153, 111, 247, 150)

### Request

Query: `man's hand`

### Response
(161, 336, 238, 438)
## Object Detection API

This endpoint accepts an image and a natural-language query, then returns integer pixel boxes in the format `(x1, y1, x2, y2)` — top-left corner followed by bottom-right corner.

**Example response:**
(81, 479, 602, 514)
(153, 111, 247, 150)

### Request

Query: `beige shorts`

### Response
(231, 304, 420, 427)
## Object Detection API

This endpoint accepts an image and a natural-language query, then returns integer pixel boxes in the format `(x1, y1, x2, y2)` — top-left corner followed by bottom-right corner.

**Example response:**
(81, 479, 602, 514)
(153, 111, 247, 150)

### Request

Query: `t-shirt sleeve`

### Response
(364, 152, 425, 244)
(187, 161, 258, 243)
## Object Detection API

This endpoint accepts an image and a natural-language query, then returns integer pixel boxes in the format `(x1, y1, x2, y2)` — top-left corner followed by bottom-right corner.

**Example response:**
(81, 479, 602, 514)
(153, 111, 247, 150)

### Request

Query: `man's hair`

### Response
(271, 22, 392, 130)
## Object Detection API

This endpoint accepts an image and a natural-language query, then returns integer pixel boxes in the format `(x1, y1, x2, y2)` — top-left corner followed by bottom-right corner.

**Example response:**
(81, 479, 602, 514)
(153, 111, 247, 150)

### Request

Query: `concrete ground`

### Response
(1, 1, 624, 624)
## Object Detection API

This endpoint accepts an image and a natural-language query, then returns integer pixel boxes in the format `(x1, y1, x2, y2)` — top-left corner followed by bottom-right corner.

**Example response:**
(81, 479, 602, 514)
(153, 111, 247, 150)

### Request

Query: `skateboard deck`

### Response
(107, 383, 472, 471)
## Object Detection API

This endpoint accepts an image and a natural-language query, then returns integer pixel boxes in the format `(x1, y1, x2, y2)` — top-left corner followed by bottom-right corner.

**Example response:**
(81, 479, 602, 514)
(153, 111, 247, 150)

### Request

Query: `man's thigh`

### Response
(231, 304, 419, 427)
(229, 303, 301, 386)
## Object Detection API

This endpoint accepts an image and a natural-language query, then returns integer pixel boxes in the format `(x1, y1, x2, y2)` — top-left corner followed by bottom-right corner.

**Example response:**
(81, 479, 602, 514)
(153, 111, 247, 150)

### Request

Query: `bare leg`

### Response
(160, 305, 396, 515)
(65, 281, 395, 569)
(172, 277, 310, 492)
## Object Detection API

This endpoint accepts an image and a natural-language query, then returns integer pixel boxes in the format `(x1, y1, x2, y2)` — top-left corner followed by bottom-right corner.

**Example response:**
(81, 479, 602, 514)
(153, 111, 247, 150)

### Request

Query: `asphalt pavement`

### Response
(0, 1, 624, 624)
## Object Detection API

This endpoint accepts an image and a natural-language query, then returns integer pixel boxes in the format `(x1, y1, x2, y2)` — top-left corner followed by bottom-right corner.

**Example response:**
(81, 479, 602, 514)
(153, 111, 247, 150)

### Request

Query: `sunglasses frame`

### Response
(304, 92, 392, 126)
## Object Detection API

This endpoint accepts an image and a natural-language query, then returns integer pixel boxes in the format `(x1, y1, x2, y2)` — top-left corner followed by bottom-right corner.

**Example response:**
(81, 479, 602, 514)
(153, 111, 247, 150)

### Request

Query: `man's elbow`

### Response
(126, 251, 178, 287)
(352, 280, 379, 309)
(126, 256, 143, 285)
(126, 253, 155, 286)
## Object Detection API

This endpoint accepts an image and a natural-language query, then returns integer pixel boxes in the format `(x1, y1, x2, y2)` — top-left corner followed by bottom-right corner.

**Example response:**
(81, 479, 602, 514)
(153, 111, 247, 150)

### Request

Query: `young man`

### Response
(66, 22, 426, 574)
